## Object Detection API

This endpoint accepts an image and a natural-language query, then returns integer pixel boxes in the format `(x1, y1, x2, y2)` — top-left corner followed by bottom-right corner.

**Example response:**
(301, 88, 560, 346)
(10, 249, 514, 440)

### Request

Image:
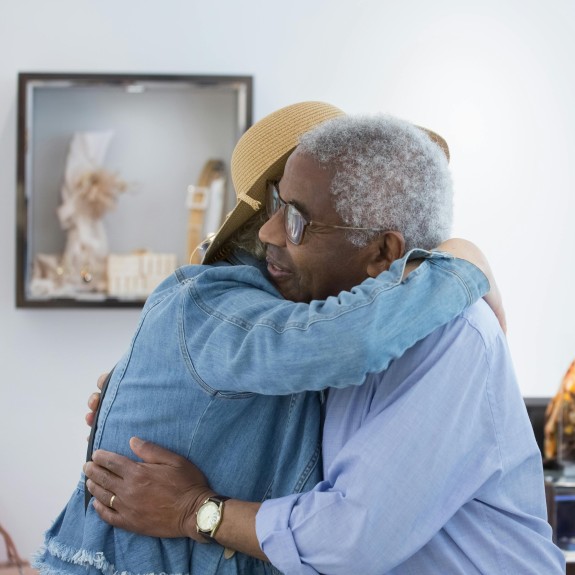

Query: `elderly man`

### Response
(85, 112, 564, 574)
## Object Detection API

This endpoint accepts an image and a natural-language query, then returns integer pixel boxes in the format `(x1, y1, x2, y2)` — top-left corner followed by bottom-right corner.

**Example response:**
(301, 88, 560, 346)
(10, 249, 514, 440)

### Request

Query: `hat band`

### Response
(237, 192, 262, 211)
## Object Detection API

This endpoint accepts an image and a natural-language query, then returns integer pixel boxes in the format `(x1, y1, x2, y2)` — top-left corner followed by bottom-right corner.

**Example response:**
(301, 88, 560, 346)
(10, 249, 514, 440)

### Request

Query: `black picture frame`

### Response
(16, 72, 253, 308)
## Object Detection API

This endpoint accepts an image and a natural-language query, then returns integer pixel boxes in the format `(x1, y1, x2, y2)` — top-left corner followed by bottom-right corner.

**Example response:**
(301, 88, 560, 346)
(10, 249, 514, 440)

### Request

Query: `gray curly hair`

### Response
(296, 115, 453, 251)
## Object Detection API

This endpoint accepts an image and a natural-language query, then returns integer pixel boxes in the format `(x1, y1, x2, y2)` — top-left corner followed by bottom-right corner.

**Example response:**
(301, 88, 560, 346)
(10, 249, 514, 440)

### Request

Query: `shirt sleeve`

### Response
(256, 312, 503, 574)
(186, 250, 490, 394)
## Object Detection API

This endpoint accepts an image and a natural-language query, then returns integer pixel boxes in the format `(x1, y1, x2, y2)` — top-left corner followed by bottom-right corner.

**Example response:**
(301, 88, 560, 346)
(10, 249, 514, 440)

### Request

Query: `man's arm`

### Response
(84, 438, 266, 558)
(254, 315, 505, 574)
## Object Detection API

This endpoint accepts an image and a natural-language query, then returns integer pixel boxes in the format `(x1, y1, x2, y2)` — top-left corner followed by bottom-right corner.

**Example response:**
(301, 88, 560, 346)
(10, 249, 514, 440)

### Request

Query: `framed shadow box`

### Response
(16, 72, 253, 308)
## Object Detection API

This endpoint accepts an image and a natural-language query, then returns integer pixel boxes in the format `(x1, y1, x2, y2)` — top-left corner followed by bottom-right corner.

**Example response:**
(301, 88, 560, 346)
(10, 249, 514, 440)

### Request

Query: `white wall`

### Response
(1, 0, 574, 559)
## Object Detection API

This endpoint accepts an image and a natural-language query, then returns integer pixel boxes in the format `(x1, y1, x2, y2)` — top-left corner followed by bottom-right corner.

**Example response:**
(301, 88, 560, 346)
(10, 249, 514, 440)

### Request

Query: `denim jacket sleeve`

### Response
(182, 249, 489, 395)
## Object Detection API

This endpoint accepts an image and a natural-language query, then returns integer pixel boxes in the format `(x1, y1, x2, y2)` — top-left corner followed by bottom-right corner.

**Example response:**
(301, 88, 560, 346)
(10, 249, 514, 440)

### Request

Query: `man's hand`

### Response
(85, 373, 107, 428)
(436, 238, 507, 333)
(84, 437, 215, 540)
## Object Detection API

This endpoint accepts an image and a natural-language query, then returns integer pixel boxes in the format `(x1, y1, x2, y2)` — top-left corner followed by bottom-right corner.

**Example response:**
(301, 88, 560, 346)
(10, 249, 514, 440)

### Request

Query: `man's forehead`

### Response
(281, 150, 331, 186)
(279, 150, 335, 217)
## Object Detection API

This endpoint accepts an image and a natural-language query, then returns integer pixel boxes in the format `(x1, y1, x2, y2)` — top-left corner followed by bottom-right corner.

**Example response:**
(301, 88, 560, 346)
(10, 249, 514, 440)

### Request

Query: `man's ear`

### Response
(366, 231, 405, 278)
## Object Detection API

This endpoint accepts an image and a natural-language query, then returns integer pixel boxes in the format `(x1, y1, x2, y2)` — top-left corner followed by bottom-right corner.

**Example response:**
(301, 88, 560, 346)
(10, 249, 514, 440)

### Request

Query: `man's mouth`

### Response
(265, 255, 291, 280)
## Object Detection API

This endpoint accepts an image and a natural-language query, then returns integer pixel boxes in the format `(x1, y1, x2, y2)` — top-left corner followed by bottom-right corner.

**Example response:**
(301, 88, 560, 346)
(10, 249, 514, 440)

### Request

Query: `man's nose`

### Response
(259, 209, 286, 246)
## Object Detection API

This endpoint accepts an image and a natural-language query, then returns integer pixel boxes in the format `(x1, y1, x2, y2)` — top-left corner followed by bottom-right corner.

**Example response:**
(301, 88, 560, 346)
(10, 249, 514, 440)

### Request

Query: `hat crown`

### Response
(231, 101, 345, 203)
(203, 101, 345, 263)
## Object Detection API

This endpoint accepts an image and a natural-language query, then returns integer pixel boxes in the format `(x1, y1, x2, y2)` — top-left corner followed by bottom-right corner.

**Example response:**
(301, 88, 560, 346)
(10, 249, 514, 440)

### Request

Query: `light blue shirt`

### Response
(256, 301, 566, 574)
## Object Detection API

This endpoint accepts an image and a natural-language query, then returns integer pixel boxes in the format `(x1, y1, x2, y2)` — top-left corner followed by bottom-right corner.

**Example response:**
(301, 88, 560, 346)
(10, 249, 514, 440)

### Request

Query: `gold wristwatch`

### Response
(196, 495, 230, 539)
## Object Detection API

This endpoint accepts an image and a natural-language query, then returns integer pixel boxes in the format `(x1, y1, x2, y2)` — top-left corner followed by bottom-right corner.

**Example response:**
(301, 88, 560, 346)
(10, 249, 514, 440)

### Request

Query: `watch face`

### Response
(197, 500, 220, 531)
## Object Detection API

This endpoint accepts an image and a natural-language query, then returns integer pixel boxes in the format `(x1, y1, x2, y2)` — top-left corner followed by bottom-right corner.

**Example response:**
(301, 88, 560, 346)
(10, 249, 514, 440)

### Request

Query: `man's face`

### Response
(258, 149, 377, 303)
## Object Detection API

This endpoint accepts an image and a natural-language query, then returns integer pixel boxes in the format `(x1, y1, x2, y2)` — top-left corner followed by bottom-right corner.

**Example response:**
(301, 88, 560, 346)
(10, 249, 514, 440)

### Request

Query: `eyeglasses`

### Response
(266, 181, 385, 245)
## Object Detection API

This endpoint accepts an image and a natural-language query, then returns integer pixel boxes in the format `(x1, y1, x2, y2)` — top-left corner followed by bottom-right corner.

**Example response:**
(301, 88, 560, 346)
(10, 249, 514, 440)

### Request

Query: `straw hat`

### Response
(201, 102, 450, 263)
(202, 101, 345, 263)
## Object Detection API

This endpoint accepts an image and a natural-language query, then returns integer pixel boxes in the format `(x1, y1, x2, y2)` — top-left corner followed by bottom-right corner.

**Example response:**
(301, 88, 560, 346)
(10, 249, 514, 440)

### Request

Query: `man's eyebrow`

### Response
(277, 182, 311, 219)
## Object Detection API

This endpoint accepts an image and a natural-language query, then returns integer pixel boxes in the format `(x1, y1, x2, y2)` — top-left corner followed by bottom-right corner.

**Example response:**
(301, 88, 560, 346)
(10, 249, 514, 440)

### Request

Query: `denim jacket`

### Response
(35, 249, 488, 575)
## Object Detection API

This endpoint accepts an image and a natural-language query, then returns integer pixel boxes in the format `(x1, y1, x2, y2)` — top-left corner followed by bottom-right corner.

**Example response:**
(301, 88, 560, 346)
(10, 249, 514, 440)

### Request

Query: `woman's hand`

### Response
(85, 372, 108, 428)
(436, 238, 507, 334)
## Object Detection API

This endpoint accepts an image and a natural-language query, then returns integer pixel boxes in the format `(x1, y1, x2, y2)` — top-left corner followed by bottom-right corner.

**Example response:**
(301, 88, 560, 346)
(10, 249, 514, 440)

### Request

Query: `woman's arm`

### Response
(186, 248, 490, 395)
(435, 238, 505, 332)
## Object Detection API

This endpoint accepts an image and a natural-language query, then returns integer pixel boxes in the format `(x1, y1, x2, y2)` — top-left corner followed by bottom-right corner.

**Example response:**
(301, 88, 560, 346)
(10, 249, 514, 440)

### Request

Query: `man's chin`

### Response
(269, 277, 306, 303)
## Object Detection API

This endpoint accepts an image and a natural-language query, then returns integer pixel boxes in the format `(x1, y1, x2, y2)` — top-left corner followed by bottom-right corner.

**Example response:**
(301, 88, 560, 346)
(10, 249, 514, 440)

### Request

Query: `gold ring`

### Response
(109, 494, 116, 509)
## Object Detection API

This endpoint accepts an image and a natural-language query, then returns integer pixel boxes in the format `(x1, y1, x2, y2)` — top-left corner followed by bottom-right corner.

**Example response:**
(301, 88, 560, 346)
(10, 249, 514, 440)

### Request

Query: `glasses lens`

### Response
(285, 204, 305, 245)
(266, 182, 281, 218)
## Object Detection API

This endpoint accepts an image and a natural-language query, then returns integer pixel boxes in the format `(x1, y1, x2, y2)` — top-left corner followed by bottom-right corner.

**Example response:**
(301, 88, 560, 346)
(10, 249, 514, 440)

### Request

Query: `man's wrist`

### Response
(183, 488, 218, 540)
(184, 493, 267, 561)
(210, 499, 267, 561)
(196, 495, 231, 540)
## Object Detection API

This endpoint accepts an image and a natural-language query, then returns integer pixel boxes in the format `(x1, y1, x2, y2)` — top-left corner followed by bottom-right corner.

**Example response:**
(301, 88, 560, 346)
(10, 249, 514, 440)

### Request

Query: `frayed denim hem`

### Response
(33, 536, 189, 575)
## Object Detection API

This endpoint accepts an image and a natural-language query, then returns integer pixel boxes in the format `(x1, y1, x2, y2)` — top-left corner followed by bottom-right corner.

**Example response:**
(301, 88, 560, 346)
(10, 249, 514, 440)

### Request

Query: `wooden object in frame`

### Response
(16, 72, 253, 308)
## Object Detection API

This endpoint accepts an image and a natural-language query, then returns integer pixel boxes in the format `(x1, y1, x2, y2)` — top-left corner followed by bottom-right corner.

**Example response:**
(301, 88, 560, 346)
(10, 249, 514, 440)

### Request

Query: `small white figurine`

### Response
(57, 131, 126, 294)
